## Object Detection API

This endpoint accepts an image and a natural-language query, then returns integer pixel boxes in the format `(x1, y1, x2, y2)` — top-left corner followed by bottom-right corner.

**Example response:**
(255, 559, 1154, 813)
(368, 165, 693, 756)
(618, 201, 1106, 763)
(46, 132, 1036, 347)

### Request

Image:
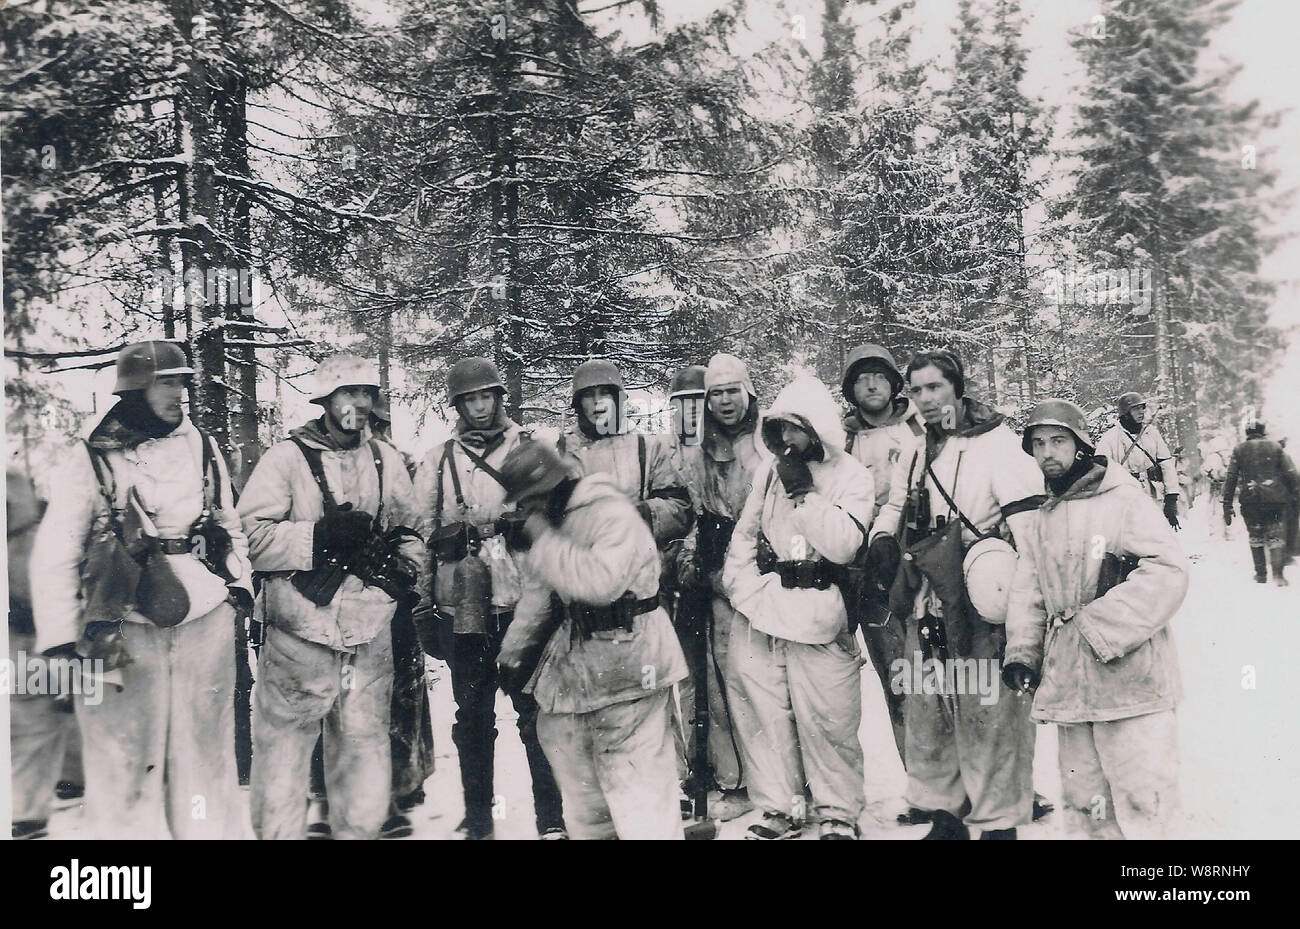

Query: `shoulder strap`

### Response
(369, 439, 385, 526)
(83, 441, 124, 533)
(638, 433, 647, 500)
(290, 437, 339, 513)
(846, 430, 856, 454)
(456, 439, 511, 491)
(197, 429, 223, 512)
(924, 452, 991, 541)
(435, 438, 464, 530)
(557, 433, 567, 456)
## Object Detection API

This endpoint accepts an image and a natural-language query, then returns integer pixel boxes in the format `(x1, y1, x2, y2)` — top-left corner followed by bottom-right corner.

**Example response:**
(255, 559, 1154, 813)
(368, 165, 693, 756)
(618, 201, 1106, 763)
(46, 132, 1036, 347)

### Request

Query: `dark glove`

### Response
(314, 506, 373, 559)
(495, 512, 531, 552)
(677, 549, 707, 591)
(636, 500, 653, 526)
(228, 587, 255, 618)
(1163, 494, 1180, 530)
(411, 602, 449, 661)
(74, 620, 134, 672)
(866, 535, 902, 598)
(1223, 507, 1234, 527)
(1001, 661, 1039, 695)
(774, 447, 814, 498)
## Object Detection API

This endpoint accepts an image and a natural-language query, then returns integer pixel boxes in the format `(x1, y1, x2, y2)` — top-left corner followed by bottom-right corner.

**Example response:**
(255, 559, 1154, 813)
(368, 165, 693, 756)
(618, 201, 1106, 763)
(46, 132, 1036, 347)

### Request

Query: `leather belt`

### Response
(158, 537, 194, 555)
(569, 593, 658, 638)
(760, 559, 836, 590)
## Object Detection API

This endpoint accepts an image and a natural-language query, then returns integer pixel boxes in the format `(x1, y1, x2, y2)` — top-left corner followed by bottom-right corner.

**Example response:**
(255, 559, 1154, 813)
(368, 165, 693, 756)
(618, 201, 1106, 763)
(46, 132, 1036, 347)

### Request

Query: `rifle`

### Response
(677, 581, 719, 840)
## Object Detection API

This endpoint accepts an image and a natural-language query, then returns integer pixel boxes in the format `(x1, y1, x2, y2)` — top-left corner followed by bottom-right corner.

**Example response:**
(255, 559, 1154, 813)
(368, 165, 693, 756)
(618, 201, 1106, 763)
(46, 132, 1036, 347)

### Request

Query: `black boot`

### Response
(1252, 547, 1268, 583)
(980, 827, 1017, 840)
(1270, 546, 1289, 587)
(921, 810, 969, 840)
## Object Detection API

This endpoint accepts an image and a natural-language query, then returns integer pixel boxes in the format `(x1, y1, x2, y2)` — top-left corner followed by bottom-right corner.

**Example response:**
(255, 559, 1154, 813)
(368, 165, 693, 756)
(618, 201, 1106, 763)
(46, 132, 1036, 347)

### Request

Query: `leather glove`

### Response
(411, 602, 449, 661)
(314, 506, 373, 559)
(1223, 508, 1234, 527)
(1002, 661, 1039, 695)
(74, 620, 134, 672)
(774, 447, 814, 498)
(866, 535, 902, 598)
(1163, 494, 1180, 530)
(495, 512, 531, 552)
(676, 549, 706, 591)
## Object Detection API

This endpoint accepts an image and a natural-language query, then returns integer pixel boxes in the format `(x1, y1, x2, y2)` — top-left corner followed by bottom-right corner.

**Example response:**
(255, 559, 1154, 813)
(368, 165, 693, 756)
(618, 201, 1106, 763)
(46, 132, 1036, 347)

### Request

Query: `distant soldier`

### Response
(30, 340, 254, 838)
(1005, 399, 1186, 839)
(496, 442, 688, 839)
(1095, 392, 1181, 530)
(1201, 435, 1233, 539)
(238, 353, 424, 840)
(1222, 419, 1299, 586)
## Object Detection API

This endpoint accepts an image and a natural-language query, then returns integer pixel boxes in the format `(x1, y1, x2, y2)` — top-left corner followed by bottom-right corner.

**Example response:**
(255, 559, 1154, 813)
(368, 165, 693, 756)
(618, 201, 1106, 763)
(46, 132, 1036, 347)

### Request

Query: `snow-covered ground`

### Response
(41, 501, 1299, 840)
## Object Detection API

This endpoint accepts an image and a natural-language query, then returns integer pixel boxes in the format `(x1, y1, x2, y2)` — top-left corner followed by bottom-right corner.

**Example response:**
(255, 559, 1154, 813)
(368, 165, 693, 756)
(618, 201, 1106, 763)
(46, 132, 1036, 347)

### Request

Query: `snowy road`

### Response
(42, 504, 1299, 840)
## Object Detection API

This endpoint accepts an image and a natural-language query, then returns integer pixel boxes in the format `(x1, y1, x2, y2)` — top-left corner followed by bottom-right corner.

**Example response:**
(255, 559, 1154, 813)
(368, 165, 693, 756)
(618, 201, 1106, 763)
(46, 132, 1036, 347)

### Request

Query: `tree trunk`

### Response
(489, 1, 525, 419)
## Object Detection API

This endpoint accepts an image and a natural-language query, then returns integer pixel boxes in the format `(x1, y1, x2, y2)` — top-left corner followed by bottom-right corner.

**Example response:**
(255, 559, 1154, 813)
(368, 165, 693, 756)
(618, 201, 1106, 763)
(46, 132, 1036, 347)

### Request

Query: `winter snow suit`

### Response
(670, 408, 763, 791)
(412, 417, 563, 833)
(872, 397, 1042, 833)
(1096, 421, 1180, 502)
(1004, 458, 1187, 839)
(503, 474, 689, 839)
(238, 421, 423, 840)
(722, 377, 874, 828)
(30, 414, 254, 839)
(843, 397, 925, 758)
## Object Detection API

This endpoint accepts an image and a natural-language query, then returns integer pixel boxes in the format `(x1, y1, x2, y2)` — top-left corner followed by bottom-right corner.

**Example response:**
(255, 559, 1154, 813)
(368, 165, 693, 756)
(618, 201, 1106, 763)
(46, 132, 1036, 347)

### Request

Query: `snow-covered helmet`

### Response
(841, 343, 903, 403)
(112, 340, 194, 395)
(571, 359, 624, 399)
(1022, 398, 1094, 456)
(669, 365, 707, 399)
(310, 353, 381, 404)
(963, 537, 1018, 623)
(447, 357, 505, 402)
(1116, 391, 1148, 417)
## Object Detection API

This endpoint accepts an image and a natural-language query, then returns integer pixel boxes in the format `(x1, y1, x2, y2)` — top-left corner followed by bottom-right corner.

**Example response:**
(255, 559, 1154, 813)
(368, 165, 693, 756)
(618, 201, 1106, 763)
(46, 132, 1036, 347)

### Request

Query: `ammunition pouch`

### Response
(756, 531, 778, 575)
(294, 526, 421, 608)
(569, 592, 658, 639)
(428, 521, 478, 564)
(696, 510, 736, 574)
(1146, 465, 1164, 485)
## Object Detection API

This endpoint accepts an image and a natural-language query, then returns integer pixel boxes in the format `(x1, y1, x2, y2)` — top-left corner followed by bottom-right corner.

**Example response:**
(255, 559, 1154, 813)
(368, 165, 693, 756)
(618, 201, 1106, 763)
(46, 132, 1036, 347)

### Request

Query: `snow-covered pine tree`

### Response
(1053, 0, 1285, 467)
(937, 0, 1051, 409)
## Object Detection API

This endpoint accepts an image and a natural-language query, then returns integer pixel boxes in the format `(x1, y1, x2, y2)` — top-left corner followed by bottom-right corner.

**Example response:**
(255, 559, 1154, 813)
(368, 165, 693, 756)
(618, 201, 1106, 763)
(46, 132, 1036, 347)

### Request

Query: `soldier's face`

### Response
(1031, 426, 1078, 478)
(780, 421, 811, 454)
(673, 395, 704, 440)
(708, 386, 747, 427)
(461, 389, 498, 428)
(1128, 403, 1146, 425)
(852, 370, 893, 414)
(579, 387, 617, 433)
(908, 365, 960, 428)
(145, 374, 187, 425)
(327, 386, 375, 433)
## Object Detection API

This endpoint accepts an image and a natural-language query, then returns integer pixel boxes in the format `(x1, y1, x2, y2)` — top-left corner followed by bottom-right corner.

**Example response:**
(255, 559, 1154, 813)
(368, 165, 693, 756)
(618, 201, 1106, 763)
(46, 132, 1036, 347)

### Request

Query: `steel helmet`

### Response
(669, 365, 707, 399)
(447, 357, 505, 402)
(500, 440, 575, 504)
(1022, 398, 1094, 456)
(112, 340, 194, 394)
(1116, 391, 1149, 417)
(841, 343, 903, 403)
(310, 353, 381, 404)
(571, 358, 624, 399)
(963, 537, 1018, 623)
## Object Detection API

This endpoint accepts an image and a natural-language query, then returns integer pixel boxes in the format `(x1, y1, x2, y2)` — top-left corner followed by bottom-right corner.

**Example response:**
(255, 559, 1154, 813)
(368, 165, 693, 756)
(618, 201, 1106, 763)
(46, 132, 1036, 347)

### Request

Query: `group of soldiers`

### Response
(13, 333, 1285, 841)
